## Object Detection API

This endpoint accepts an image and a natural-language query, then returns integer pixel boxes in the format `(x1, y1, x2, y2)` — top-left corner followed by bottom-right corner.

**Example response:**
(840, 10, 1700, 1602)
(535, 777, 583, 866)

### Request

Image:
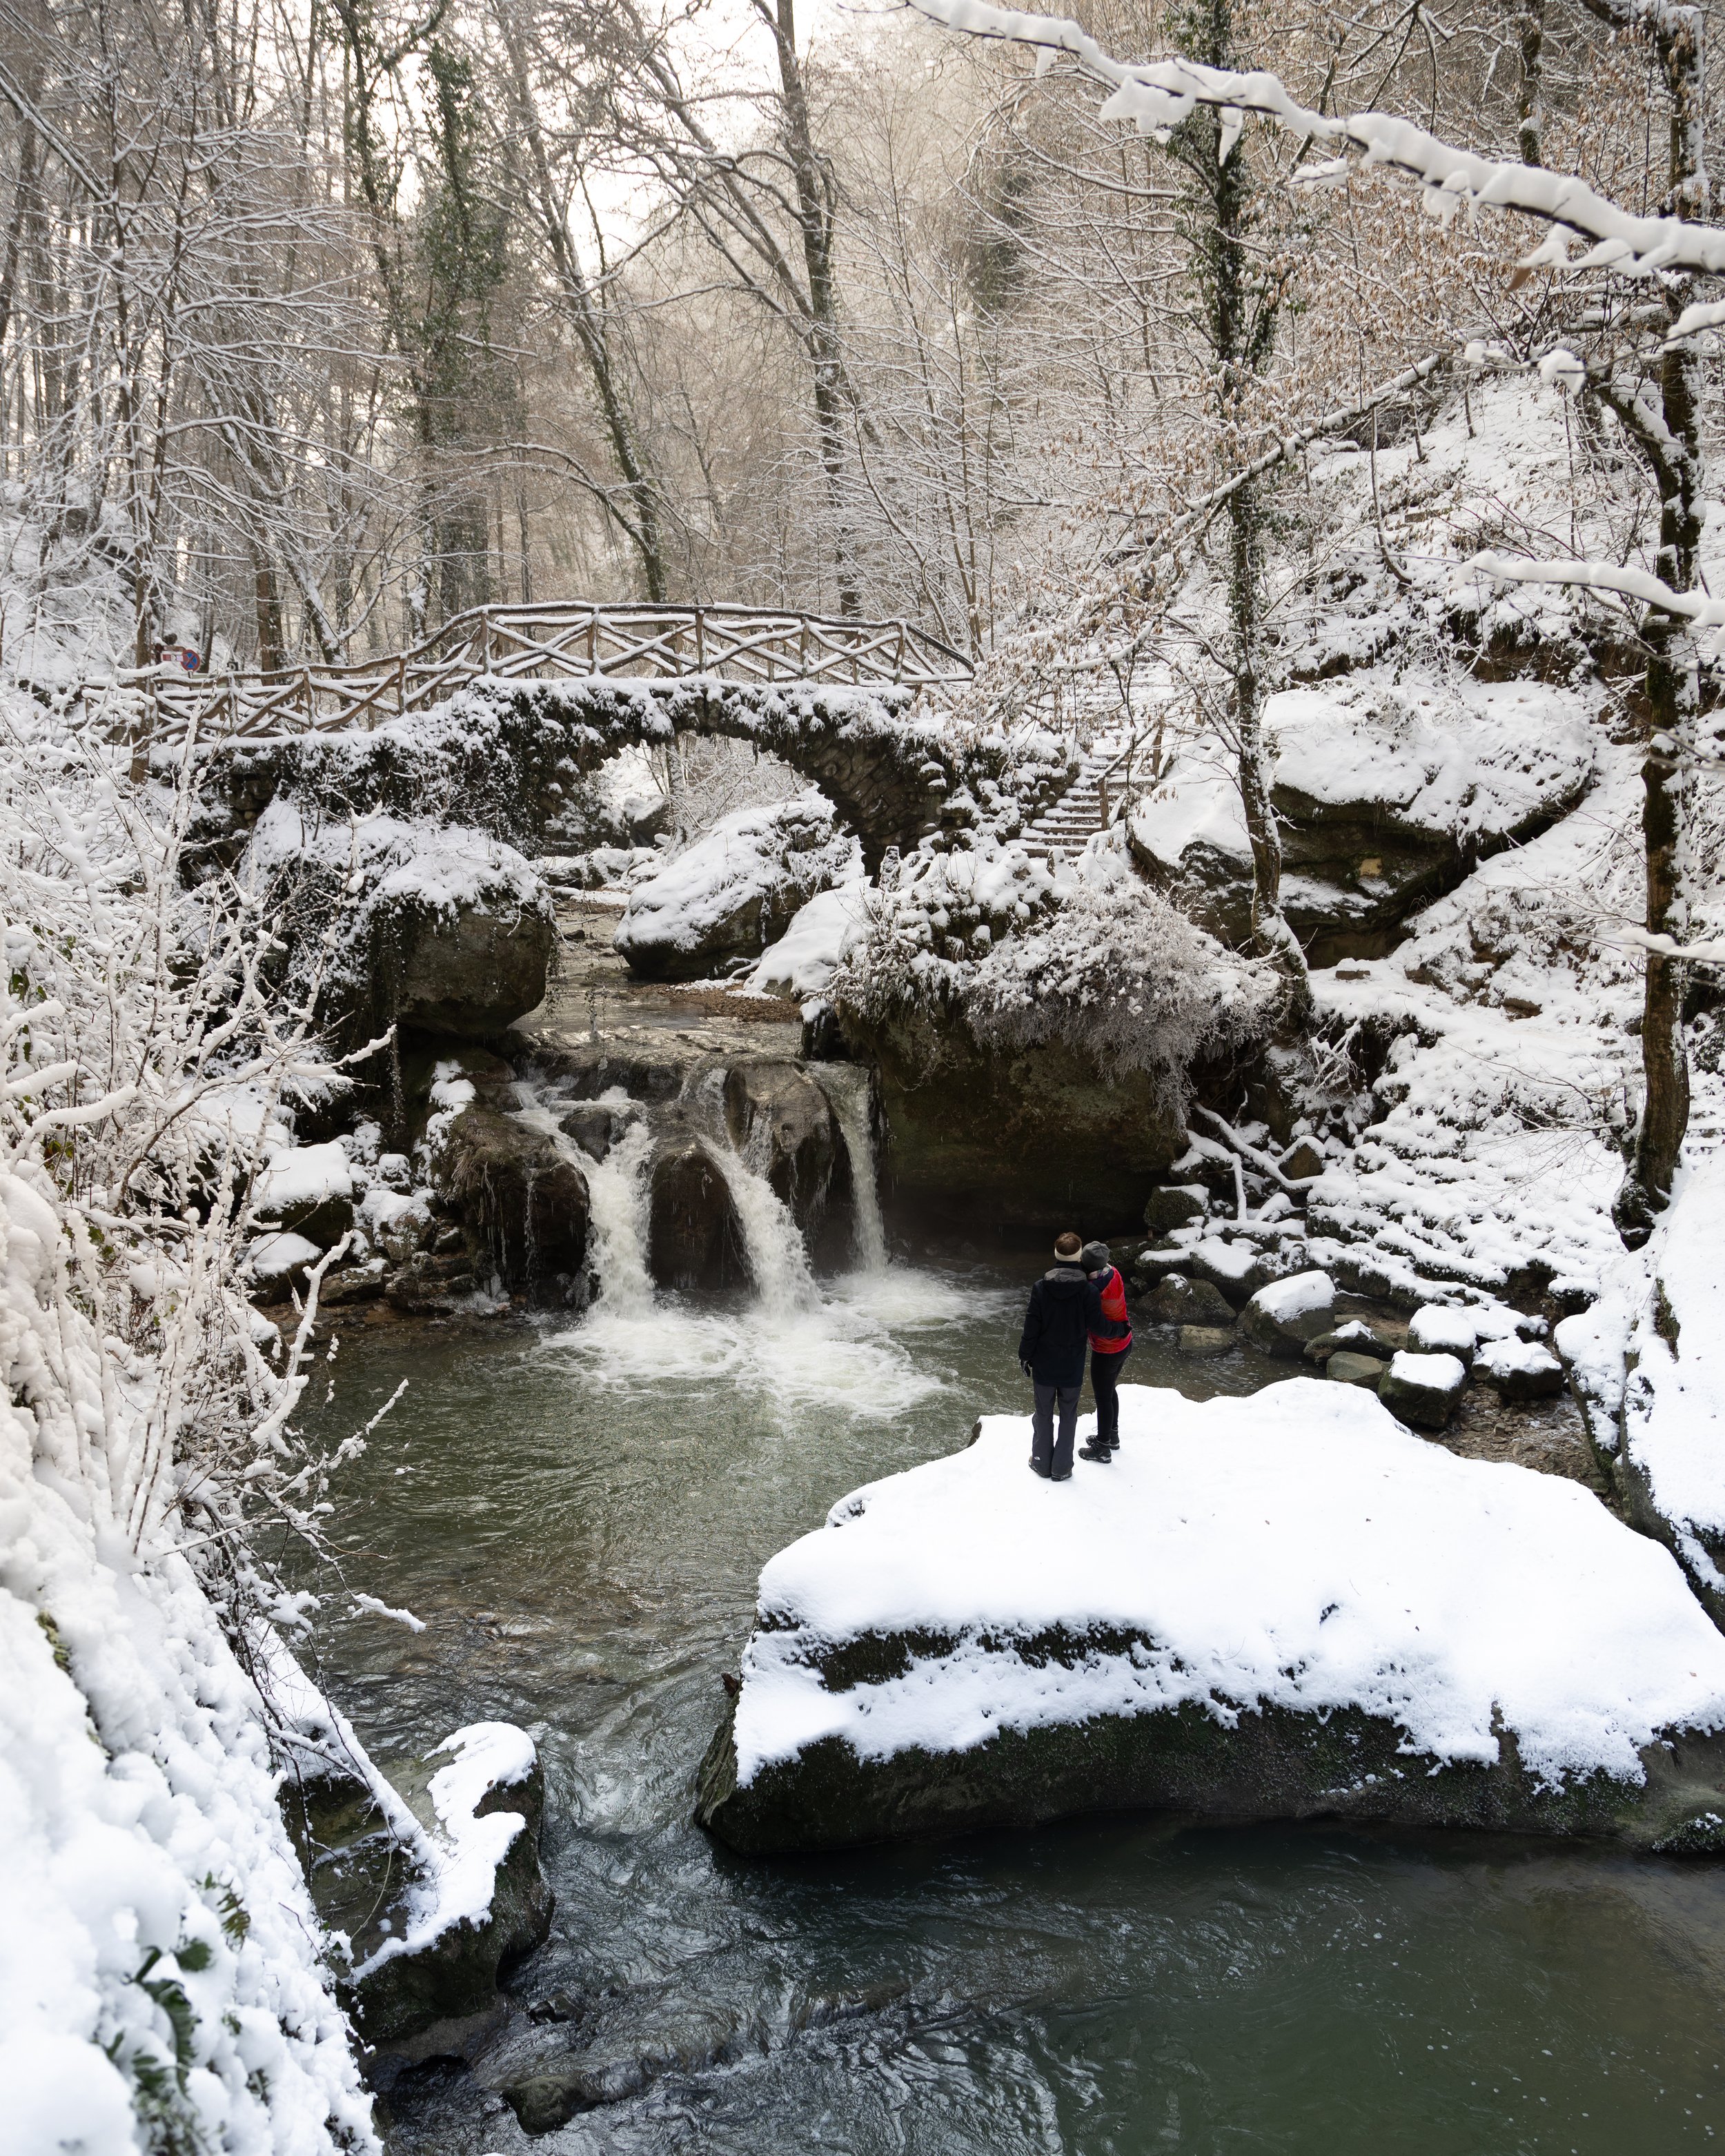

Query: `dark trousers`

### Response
(1091, 1345, 1132, 1447)
(1032, 1381, 1081, 1478)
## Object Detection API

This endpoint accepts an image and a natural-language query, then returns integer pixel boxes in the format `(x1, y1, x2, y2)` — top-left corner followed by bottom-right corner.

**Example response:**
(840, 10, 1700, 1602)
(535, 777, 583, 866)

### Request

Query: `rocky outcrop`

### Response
(434, 1104, 590, 1302)
(379, 884, 553, 1039)
(232, 798, 553, 1058)
(286, 1723, 553, 2066)
(649, 1138, 743, 1289)
(724, 1059, 836, 1229)
(840, 1002, 1185, 1234)
(696, 1387, 1725, 1857)
(1129, 680, 1595, 964)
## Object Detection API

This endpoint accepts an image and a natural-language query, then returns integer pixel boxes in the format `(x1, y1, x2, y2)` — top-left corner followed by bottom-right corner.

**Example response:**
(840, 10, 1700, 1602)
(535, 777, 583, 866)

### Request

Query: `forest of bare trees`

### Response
(0, 0, 1702, 668)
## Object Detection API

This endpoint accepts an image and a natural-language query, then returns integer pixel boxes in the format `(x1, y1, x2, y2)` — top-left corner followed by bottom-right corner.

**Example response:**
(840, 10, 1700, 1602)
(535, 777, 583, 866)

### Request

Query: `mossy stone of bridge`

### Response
(186, 676, 1064, 871)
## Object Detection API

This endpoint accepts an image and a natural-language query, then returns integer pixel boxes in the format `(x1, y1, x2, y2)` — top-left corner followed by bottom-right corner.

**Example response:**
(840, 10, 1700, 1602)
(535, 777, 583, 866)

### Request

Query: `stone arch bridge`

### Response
(110, 600, 1071, 867)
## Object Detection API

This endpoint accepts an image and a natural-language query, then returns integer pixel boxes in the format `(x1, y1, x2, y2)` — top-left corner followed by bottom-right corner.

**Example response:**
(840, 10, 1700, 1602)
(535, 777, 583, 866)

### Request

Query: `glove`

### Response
(1020, 1359, 1034, 1381)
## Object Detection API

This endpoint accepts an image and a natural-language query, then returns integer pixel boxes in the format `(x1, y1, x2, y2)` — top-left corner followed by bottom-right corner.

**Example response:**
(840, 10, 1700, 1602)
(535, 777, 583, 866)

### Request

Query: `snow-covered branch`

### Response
(905, 0, 1725, 277)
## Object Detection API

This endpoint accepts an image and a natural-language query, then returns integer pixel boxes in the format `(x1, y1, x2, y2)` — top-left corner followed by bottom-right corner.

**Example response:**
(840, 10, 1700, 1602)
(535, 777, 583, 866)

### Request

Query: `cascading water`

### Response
(812, 1062, 888, 1273)
(708, 1143, 820, 1318)
(580, 1117, 656, 1305)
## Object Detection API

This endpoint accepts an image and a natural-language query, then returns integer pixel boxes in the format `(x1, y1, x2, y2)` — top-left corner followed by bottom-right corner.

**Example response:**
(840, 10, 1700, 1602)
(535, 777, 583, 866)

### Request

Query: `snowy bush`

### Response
(963, 874, 1278, 1108)
(834, 832, 1276, 1108)
(0, 698, 388, 2150)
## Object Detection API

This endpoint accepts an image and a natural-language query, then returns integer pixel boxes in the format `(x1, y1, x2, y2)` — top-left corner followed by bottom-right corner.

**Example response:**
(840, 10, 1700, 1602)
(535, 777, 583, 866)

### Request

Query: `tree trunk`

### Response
(1578, 0, 1708, 1243)
(760, 0, 859, 616)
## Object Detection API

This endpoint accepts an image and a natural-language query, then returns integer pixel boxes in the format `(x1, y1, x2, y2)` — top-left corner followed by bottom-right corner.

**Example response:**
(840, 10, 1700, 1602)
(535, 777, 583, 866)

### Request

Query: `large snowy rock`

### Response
(1129, 673, 1593, 962)
(288, 1720, 553, 2059)
(239, 799, 553, 1051)
(696, 1381, 1725, 1855)
(615, 794, 859, 981)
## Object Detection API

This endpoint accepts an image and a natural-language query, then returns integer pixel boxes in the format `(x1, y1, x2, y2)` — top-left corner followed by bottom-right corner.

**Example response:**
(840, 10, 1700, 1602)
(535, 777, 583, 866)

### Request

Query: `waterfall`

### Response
(813, 1063, 888, 1273)
(709, 1146, 819, 1318)
(580, 1118, 656, 1305)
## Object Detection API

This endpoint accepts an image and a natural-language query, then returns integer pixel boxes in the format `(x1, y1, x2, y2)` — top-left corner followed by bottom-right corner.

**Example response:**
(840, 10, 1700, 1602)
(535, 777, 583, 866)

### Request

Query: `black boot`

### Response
(1078, 1441, 1112, 1462)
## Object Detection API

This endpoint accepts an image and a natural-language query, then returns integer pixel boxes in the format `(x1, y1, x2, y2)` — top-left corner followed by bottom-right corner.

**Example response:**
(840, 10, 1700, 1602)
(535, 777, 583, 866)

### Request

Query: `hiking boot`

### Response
(1078, 1442, 1113, 1463)
(1028, 1458, 1052, 1478)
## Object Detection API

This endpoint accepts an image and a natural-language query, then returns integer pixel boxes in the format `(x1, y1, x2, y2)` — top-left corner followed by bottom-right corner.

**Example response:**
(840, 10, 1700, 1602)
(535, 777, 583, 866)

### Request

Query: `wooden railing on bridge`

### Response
(90, 600, 973, 751)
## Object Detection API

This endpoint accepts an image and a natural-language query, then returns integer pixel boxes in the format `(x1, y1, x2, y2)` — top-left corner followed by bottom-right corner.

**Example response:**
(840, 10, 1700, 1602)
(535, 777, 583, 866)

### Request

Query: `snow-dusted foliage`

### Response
(963, 876, 1276, 1105)
(0, 695, 382, 2151)
(835, 832, 1274, 1102)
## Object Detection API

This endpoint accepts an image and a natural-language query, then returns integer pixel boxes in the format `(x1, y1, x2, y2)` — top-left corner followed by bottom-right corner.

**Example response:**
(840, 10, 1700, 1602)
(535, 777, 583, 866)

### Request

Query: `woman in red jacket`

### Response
(1079, 1240, 1132, 1463)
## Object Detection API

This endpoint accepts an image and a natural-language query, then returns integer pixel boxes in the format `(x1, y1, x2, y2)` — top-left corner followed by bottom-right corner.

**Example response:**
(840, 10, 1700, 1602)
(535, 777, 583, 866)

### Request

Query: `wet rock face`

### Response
(724, 1060, 836, 1229)
(649, 1138, 744, 1290)
(434, 1105, 591, 1300)
(379, 894, 553, 1039)
(842, 1005, 1184, 1235)
(694, 1683, 1725, 1859)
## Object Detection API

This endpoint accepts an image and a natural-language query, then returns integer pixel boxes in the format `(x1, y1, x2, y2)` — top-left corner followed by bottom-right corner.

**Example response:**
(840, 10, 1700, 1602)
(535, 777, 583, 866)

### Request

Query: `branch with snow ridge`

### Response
(904, 0, 1725, 277)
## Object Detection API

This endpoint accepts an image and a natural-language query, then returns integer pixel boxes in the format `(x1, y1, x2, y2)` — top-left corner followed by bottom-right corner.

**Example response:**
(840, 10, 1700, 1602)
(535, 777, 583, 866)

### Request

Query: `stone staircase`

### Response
(1020, 735, 1132, 858)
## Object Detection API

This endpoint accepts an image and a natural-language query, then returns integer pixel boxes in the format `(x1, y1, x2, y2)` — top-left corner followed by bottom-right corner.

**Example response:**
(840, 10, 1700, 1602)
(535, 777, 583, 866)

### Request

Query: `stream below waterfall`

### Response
(298, 1127, 1725, 2155)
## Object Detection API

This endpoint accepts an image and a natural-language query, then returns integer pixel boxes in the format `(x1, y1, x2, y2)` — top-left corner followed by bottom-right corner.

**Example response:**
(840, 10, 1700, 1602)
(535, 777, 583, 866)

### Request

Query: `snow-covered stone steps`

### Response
(1019, 737, 1130, 856)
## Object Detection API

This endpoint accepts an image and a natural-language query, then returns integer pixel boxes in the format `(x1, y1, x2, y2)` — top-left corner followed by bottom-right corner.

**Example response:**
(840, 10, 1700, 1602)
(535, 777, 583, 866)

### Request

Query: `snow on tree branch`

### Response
(904, 0, 1725, 277)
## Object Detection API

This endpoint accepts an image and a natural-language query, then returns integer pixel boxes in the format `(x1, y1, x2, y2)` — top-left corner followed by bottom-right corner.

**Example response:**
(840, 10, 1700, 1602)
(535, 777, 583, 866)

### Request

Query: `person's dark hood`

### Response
(1041, 1264, 1088, 1298)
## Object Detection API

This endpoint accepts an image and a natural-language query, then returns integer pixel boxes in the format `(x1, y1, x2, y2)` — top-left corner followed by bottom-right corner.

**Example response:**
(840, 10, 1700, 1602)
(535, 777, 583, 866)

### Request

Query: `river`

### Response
(300, 1252, 1725, 2155)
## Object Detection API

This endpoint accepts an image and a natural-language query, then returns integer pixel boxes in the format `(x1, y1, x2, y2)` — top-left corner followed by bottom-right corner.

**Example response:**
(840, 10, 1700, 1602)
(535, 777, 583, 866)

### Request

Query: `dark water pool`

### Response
(298, 1262, 1725, 2155)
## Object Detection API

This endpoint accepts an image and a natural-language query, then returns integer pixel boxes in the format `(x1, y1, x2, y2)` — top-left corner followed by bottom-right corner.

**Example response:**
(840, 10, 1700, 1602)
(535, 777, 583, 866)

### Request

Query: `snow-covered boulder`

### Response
(280, 1701, 553, 2057)
(246, 1227, 322, 1293)
(239, 800, 553, 1051)
(747, 881, 869, 999)
(1379, 1349, 1468, 1429)
(1410, 1305, 1481, 1362)
(253, 1138, 355, 1248)
(1129, 673, 1594, 962)
(1239, 1269, 1337, 1357)
(696, 1382, 1725, 1855)
(1476, 1336, 1565, 1402)
(615, 794, 859, 981)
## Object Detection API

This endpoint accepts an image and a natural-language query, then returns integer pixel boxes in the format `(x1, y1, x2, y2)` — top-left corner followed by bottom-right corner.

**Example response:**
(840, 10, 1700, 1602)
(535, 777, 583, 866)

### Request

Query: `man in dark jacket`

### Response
(1017, 1230, 1090, 1481)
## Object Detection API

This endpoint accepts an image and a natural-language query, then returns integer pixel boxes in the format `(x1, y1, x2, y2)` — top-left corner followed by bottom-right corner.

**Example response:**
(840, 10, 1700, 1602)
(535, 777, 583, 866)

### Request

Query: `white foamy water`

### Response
(812, 1062, 889, 1272)
(582, 1118, 656, 1305)
(709, 1144, 820, 1318)
(544, 1262, 1013, 1422)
